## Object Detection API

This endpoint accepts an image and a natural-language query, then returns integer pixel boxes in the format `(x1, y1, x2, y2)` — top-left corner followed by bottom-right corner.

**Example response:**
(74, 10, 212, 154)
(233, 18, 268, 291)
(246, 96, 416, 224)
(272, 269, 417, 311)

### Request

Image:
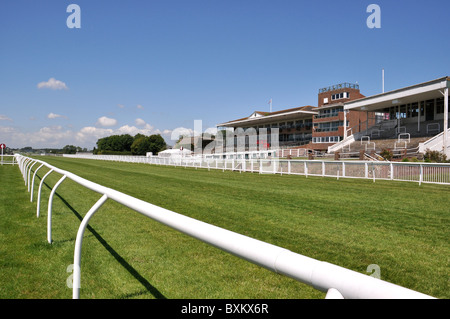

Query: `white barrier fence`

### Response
(14, 155, 436, 299)
(64, 154, 450, 185)
(1, 154, 17, 165)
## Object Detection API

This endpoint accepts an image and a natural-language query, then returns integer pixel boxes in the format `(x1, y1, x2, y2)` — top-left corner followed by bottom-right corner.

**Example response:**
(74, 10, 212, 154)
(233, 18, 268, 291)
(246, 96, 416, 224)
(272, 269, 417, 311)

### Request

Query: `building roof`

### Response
(217, 105, 317, 127)
(345, 76, 450, 112)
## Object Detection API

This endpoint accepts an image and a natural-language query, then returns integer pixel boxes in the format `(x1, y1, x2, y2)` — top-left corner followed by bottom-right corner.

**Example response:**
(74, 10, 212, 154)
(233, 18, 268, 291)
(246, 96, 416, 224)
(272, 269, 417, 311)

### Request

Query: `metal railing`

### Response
(65, 154, 450, 185)
(14, 155, 437, 299)
(1, 154, 17, 165)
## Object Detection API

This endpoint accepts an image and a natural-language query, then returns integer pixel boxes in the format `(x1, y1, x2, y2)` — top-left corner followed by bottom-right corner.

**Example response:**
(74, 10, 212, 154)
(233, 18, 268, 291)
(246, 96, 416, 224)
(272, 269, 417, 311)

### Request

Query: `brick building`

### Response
(216, 76, 449, 156)
(216, 106, 317, 149)
(309, 82, 374, 151)
(217, 82, 373, 152)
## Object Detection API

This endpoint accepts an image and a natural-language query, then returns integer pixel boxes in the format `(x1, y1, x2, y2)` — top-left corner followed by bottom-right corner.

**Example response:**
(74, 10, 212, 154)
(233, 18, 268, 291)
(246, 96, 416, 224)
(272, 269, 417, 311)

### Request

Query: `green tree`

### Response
(131, 134, 167, 155)
(96, 134, 134, 153)
(148, 134, 167, 154)
(131, 136, 151, 155)
(62, 145, 77, 154)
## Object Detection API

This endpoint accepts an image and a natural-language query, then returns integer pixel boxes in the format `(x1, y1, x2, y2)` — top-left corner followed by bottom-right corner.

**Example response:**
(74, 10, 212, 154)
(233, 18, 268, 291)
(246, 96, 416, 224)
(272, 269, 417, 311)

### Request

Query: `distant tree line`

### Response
(93, 133, 167, 156)
(10, 145, 88, 155)
(62, 145, 87, 154)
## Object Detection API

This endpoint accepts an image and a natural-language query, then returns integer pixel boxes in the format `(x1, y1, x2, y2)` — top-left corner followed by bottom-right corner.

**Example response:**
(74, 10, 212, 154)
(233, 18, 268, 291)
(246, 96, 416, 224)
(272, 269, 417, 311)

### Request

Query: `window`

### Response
(400, 105, 407, 119)
(389, 107, 396, 119)
(315, 121, 343, 132)
(331, 92, 349, 101)
(411, 102, 418, 117)
(436, 98, 444, 114)
(313, 136, 340, 143)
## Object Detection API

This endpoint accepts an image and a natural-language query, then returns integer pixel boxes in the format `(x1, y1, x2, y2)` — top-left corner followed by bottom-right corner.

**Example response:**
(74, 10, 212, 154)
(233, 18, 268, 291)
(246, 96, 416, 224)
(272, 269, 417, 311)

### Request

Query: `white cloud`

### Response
(75, 126, 114, 144)
(115, 124, 161, 136)
(0, 126, 16, 134)
(0, 115, 12, 121)
(96, 116, 117, 127)
(170, 127, 195, 141)
(117, 104, 125, 108)
(47, 112, 68, 119)
(37, 78, 68, 90)
(1, 119, 174, 149)
(137, 104, 144, 109)
(0, 125, 75, 148)
(75, 124, 163, 147)
(135, 118, 146, 126)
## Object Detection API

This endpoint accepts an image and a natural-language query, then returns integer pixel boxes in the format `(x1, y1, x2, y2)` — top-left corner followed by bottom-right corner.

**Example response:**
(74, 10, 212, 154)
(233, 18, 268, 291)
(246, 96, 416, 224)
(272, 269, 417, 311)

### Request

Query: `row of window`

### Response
(313, 121, 347, 132)
(383, 97, 450, 119)
(316, 107, 344, 118)
(312, 136, 341, 143)
(331, 92, 350, 101)
(279, 133, 312, 142)
(238, 119, 313, 131)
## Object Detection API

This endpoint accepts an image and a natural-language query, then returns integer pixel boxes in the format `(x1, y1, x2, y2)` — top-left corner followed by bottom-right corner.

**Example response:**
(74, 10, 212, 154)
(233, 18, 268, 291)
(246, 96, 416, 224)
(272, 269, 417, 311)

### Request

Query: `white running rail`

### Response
(65, 154, 450, 185)
(15, 154, 435, 299)
(1, 154, 17, 165)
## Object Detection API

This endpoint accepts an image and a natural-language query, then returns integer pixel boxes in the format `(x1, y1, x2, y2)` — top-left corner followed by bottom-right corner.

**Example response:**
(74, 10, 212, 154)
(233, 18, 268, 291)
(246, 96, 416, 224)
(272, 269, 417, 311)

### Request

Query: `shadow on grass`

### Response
(39, 178, 167, 299)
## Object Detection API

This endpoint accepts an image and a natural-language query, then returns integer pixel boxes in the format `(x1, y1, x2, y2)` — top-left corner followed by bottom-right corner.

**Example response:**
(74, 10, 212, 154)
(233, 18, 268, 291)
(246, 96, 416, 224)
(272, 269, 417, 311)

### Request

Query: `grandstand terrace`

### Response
(332, 76, 450, 159)
(216, 76, 449, 160)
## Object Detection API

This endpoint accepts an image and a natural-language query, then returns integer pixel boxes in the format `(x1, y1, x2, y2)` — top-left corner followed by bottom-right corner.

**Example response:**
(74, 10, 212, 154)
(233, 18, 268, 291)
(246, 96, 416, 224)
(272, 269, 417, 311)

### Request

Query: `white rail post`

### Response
(47, 175, 67, 244)
(373, 165, 376, 183)
(73, 194, 108, 299)
(18, 156, 24, 176)
(326, 288, 345, 299)
(22, 158, 31, 183)
(37, 169, 54, 218)
(419, 164, 423, 186)
(24, 158, 33, 182)
(27, 161, 38, 192)
(30, 164, 44, 202)
(26, 159, 36, 185)
(305, 161, 308, 178)
(322, 161, 325, 177)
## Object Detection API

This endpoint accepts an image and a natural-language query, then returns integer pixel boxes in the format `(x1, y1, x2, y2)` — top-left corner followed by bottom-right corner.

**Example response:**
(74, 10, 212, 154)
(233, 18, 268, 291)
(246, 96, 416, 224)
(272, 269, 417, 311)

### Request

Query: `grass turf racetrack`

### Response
(0, 156, 448, 299)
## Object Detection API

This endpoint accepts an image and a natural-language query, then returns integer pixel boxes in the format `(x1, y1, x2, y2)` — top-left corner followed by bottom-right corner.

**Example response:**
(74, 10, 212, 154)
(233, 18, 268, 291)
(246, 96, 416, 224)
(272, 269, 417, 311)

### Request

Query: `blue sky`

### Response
(1, 0, 449, 149)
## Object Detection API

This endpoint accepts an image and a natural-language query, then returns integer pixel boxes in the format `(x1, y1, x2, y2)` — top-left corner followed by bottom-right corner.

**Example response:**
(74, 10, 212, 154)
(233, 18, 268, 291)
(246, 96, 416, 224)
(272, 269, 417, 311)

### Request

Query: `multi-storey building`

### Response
(216, 106, 317, 149)
(310, 82, 373, 151)
(217, 82, 372, 152)
(216, 76, 449, 156)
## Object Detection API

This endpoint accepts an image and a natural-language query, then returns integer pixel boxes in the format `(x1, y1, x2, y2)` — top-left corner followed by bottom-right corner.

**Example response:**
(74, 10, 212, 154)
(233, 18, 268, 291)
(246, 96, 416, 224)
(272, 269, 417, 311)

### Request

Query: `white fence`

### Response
(14, 155, 436, 299)
(64, 154, 450, 185)
(1, 154, 17, 165)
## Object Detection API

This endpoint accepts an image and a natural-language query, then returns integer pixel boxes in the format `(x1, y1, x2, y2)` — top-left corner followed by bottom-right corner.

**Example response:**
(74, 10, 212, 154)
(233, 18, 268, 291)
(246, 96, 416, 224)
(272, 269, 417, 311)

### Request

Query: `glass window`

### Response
(400, 105, 407, 119)
(436, 98, 444, 114)
(411, 102, 418, 117)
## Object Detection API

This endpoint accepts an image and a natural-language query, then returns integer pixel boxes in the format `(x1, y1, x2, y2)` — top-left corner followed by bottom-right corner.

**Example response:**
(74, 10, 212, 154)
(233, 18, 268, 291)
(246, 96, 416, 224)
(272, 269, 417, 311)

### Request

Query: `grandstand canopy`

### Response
(216, 106, 317, 129)
(344, 76, 449, 113)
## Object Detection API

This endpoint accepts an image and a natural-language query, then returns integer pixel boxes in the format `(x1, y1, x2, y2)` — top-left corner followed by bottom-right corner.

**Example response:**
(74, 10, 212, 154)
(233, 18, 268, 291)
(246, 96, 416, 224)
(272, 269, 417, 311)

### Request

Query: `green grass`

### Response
(0, 156, 449, 299)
